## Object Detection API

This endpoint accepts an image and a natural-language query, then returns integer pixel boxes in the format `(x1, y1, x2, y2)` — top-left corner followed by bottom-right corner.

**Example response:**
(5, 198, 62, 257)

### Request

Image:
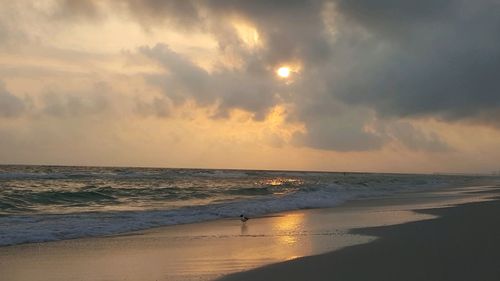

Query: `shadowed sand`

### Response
(219, 189, 500, 281)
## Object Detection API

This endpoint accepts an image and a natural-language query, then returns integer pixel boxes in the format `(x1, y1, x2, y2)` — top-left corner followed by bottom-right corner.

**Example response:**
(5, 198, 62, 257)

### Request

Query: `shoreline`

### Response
(1, 184, 498, 280)
(219, 186, 500, 281)
(2, 179, 491, 248)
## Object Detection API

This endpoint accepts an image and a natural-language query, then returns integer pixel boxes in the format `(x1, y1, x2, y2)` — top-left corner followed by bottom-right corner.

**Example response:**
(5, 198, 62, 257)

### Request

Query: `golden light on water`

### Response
(264, 178, 303, 186)
(274, 213, 305, 245)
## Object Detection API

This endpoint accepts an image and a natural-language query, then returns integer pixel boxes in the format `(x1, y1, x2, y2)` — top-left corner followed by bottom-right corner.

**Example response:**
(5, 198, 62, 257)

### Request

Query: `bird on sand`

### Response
(240, 214, 249, 222)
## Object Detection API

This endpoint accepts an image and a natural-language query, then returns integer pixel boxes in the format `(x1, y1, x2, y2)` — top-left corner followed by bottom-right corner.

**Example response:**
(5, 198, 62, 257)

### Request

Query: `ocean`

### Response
(0, 165, 491, 246)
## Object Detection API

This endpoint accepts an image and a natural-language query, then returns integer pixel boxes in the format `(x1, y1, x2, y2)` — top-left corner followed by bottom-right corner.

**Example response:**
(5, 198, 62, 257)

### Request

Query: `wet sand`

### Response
(0, 185, 498, 281)
(219, 186, 500, 281)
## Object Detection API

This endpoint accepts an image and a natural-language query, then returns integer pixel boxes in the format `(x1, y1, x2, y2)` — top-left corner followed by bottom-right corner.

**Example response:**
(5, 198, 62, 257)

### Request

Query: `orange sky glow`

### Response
(0, 1, 499, 174)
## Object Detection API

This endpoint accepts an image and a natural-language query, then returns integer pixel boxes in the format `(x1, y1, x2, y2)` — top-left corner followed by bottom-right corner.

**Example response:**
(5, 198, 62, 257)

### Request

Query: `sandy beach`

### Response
(220, 186, 500, 281)
(1, 184, 498, 281)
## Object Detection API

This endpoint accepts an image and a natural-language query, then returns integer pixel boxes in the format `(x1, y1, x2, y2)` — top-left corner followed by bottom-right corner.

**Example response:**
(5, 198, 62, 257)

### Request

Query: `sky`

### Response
(0, 0, 499, 174)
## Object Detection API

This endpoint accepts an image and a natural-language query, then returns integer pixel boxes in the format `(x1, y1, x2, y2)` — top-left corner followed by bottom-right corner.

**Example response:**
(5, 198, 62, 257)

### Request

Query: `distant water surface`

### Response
(0, 165, 491, 246)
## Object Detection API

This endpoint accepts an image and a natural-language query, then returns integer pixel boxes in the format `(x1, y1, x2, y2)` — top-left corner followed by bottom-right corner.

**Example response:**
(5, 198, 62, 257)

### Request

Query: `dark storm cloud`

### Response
(332, 0, 500, 126)
(50, 0, 500, 151)
(335, 0, 457, 38)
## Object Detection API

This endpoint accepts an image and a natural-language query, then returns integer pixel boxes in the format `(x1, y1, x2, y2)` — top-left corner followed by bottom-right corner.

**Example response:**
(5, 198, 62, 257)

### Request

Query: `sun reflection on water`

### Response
(260, 178, 304, 195)
(274, 213, 305, 246)
(263, 178, 303, 186)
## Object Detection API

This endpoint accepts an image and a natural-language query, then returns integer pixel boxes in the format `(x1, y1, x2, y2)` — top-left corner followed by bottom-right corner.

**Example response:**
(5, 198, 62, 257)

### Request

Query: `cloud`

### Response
(5, 0, 500, 153)
(53, 0, 103, 21)
(206, 0, 330, 65)
(135, 1, 474, 151)
(40, 82, 111, 118)
(0, 80, 113, 119)
(0, 3, 31, 49)
(121, 0, 201, 29)
(335, 0, 457, 39)
(381, 121, 451, 152)
(0, 81, 25, 118)
(293, 118, 384, 152)
(141, 44, 280, 120)
(135, 96, 172, 118)
(330, 0, 500, 125)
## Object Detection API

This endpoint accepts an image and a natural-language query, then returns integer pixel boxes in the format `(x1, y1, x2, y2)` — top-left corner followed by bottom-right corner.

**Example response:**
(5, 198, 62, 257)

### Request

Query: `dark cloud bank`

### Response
(54, 0, 500, 151)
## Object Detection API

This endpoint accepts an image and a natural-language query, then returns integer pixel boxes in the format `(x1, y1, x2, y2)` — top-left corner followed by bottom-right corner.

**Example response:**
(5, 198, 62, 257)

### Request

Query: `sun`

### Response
(277, 66, 291, 78)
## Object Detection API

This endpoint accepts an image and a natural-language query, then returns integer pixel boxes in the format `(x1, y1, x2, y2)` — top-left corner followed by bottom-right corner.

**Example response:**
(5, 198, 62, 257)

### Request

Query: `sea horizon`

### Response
(0, 163, 495, 177)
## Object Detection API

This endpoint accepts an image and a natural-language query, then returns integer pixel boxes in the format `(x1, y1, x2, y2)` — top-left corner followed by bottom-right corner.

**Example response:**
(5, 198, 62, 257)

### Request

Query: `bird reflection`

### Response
(240, 223, 248, 235)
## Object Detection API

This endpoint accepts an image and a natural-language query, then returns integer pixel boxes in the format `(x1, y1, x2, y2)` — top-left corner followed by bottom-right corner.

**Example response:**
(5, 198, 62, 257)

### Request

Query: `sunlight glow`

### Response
(277, 66, 291, 78)
(233, 21, 262, 49)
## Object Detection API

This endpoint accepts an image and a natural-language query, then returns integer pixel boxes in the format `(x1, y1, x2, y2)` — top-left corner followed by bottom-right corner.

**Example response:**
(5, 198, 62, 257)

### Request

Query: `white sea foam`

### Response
(0, 189, 348, 245)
